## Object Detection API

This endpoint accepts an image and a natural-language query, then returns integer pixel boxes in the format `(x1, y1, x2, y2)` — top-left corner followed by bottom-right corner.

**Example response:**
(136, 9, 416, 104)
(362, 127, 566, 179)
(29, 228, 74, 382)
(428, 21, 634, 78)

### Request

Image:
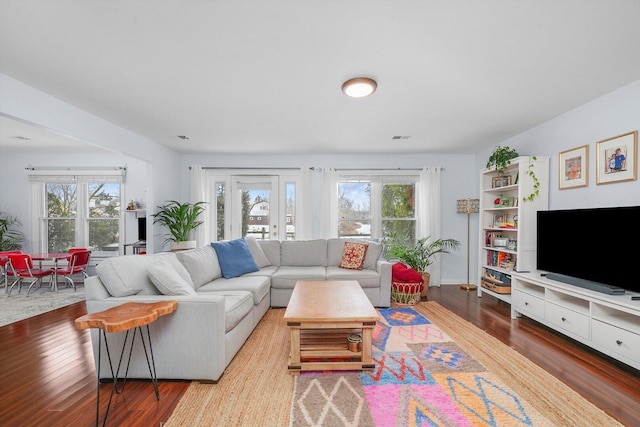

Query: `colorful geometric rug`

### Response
(290, 306, 552, 426)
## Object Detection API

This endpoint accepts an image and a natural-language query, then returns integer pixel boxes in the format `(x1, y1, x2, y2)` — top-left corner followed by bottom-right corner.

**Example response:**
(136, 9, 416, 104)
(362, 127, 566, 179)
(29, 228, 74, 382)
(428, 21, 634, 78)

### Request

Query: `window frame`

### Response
(336, 172, 419, 240)
(29, 171, 124, 257)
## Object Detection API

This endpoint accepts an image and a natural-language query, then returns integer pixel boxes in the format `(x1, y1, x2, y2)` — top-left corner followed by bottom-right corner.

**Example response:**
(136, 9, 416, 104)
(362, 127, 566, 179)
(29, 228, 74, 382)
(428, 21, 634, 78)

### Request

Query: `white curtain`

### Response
(190, 165, 210, 246)
(296, 167, 312, 240)
(418, 166, 443, 286)
(321, 168, 338, 238)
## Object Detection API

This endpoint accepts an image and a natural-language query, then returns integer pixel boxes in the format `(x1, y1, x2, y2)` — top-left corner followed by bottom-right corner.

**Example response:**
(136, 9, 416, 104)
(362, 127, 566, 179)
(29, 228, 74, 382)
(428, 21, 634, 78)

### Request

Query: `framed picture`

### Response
(491, 175, 511, 188)
(596, 131, 638, 185)
(493, 213, 506, 227)
(500, 196, 515, 207)
(559, 145, 588, 189)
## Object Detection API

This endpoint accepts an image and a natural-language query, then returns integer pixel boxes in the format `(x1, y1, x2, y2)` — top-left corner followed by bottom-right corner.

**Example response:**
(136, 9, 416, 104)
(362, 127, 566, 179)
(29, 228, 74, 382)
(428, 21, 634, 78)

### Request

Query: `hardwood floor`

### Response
(1, 285, 638, 426)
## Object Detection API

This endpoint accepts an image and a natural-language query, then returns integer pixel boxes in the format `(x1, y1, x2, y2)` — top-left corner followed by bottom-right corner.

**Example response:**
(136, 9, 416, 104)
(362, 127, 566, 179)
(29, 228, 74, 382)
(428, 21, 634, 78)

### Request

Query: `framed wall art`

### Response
(558, 145, 588, 189)
(596, 131, 637, 185)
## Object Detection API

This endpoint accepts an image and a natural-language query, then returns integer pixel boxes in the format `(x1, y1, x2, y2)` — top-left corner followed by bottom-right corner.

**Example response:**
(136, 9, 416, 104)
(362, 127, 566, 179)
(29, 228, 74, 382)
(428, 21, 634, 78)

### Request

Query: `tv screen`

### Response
(138, 217, 146, 242)
(537, 206, 640, 294)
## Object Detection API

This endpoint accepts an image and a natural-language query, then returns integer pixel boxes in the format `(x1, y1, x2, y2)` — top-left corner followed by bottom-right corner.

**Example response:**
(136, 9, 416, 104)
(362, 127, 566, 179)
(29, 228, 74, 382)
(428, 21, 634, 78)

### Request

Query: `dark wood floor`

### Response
(1, 285, 639, 426)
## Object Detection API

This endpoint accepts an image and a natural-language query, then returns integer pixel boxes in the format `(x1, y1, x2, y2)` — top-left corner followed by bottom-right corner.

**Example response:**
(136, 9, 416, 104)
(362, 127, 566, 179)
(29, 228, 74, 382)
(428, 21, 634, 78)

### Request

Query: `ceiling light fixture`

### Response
(341, 77, 377, 98)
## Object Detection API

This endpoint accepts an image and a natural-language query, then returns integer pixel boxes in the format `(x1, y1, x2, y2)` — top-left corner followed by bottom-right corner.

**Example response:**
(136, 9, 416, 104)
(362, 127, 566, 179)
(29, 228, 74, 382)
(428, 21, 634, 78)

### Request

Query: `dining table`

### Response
(30, 252, 72, 292)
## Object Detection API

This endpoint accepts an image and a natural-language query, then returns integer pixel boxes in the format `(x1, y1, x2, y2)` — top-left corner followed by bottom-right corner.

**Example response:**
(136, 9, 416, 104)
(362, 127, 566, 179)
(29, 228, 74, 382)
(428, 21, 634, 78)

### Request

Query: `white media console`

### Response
(510, 271, 640, 371)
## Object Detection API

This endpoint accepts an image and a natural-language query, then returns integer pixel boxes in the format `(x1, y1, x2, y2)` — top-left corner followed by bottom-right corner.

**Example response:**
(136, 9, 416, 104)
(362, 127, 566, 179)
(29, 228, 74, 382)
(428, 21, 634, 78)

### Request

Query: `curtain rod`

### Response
(190, 166, 301, 170)
(25, 166, 127, 171)
(334, 167, 444, 171)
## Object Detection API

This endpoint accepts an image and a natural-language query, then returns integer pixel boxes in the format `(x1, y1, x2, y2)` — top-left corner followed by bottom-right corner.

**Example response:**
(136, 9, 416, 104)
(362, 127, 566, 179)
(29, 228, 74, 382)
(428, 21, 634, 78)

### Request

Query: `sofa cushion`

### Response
(326, 267, 382, 288)
(257, 240, 281, 266)
(176, 246, 222, 288)
(327, 238, 382, 270)
(96, 253, 190, 297)
(197, 275, 270, 305)
(245, 236, 271, 268)
(221, 291, 254, 333)
(212, 239, 259, 278)
(271, 266, 326, 289)
(148, 261, 197, 295)
(281, 239, 327, 267)
(339, 241, 369, 270)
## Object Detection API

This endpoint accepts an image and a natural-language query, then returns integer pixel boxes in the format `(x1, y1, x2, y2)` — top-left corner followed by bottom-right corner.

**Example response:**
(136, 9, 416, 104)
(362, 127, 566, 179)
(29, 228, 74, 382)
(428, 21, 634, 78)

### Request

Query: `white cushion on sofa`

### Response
(96, 253, 192, 297)
(148, 261, 197, 295)
(244, 236, 271, 268)
(176, 246, 222, 288)
(281, 239, 327, 267)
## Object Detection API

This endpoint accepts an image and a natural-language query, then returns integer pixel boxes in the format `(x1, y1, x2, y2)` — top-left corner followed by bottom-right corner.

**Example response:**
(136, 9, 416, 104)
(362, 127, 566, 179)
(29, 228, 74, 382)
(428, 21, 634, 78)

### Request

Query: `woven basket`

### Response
(391, 282, 424, 305)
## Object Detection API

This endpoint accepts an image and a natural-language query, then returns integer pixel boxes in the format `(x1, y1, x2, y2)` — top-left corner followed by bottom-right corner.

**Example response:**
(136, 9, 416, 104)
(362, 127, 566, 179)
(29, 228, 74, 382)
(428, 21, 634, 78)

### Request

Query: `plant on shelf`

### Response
(0, 211, 24, 251)
(386, 235, 460, 292)
(151, 200, 207, 250)
(486, 145, 540, 201)
(486, 145, 519, 175)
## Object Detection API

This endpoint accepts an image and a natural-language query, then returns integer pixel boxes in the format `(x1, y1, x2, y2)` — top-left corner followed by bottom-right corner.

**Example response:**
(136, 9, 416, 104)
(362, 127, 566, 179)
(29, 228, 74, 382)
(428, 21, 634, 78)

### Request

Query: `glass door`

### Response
(231, 176, 280, 240)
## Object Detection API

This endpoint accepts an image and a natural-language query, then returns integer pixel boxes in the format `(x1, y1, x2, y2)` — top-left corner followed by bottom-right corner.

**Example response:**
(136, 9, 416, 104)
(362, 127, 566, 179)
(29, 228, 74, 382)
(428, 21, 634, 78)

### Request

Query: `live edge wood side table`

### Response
(284, 280, 379, 375)
(75, 301, 178, 427)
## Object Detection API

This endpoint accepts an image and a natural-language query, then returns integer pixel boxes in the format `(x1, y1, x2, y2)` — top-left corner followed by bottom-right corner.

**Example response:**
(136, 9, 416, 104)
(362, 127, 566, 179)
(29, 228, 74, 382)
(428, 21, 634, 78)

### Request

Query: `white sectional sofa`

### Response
(84, 238, 391, 382)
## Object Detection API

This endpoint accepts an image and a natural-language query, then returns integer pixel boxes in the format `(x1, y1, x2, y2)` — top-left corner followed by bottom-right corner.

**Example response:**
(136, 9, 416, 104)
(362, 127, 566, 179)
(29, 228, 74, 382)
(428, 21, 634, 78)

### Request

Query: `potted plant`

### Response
(486, 145, 519, 175)
(486, 145, 540, 202)
(151, 200, 207, 251)
(386, 235, 460, 295)
(0, 211, 24, 251)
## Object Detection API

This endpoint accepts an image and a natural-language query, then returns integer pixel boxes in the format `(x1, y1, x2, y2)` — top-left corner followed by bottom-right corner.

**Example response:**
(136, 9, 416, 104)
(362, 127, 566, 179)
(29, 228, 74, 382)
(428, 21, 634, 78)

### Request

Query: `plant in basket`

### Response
(386, 234, 460, 295)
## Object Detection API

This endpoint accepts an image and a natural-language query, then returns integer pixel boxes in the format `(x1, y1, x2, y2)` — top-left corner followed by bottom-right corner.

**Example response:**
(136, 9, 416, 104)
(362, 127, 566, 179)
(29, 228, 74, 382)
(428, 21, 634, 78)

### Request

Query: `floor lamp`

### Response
(457, 198, 480, 291)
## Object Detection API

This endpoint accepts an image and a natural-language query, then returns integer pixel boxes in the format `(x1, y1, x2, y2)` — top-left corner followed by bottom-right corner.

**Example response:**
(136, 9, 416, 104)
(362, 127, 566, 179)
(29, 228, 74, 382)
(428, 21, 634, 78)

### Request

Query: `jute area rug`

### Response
(165, 302, 620, 427)
(0, 285, 86, 327)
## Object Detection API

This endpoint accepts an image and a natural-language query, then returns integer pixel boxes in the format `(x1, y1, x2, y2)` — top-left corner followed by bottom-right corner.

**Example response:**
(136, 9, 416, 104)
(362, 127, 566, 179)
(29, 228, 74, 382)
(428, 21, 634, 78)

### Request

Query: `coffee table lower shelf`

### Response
(287, 324, 376, 374)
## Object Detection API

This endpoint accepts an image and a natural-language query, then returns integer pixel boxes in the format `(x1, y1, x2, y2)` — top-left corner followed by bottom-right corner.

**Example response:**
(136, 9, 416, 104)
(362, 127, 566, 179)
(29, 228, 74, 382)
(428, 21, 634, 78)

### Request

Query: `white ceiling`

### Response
(2, 0, 640, 155)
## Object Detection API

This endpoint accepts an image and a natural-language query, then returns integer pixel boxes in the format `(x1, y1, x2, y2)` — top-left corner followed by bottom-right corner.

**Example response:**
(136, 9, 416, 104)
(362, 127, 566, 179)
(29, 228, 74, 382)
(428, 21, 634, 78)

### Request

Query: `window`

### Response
(30, 170, 124, 257)
(338, 175, 417, 241)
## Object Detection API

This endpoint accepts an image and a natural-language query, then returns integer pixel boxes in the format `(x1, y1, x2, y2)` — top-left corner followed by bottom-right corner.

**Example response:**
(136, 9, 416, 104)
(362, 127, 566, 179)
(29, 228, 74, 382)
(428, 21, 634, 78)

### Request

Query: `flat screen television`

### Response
(138, 217, 146, 242)
(537, 206, 640, 295)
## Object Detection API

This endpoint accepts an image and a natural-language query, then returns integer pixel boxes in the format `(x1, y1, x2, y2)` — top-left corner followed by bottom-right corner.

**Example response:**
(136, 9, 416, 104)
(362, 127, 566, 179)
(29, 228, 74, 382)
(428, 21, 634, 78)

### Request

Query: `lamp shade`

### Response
(456, 198, 480, 214)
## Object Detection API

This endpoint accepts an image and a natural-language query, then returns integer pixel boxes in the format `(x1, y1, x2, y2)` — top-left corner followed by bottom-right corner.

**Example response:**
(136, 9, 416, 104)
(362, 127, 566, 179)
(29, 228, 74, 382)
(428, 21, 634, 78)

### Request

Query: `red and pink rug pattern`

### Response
(290, 306, 551, 426)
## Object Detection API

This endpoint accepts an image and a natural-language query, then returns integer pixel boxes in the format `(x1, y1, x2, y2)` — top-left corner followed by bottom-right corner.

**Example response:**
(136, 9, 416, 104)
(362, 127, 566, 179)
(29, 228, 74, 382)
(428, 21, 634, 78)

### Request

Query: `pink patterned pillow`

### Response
(339, 242, 369, 270)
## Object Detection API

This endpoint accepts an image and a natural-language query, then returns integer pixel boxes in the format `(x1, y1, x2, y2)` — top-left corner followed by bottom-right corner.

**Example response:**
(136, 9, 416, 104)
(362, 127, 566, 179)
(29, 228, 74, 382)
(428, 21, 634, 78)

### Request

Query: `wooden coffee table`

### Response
(284, 280, 379, 374)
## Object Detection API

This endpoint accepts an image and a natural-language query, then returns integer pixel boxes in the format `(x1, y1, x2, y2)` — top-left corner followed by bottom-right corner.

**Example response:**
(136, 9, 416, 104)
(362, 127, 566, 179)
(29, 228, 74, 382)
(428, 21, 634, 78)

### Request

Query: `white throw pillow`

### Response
(244, 236, 271, 268)
(148, 261, 197, 296)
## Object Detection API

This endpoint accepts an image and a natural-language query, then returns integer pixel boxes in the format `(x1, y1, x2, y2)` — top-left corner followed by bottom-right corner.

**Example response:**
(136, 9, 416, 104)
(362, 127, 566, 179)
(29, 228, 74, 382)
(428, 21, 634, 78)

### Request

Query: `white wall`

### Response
(0, 74, 182, 253)
(477, 78, 640, 210)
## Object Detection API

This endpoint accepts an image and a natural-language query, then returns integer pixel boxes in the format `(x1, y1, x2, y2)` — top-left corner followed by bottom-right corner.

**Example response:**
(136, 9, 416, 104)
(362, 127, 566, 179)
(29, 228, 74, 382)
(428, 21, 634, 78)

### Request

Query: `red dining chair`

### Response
(56, 250, 91, 291)
(7, 253, 54, 296)
(1, 250, 22, 293)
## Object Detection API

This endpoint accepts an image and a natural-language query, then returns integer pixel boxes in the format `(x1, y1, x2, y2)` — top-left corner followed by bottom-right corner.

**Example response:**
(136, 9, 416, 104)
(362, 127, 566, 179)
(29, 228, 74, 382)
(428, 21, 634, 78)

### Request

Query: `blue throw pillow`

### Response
(211, 239, 259, 278)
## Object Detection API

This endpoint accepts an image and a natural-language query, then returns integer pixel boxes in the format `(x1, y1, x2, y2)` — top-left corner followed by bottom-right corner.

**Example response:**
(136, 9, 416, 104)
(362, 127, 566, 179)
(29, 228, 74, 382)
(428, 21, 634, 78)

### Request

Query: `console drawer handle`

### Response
(616, 340, 623, 345)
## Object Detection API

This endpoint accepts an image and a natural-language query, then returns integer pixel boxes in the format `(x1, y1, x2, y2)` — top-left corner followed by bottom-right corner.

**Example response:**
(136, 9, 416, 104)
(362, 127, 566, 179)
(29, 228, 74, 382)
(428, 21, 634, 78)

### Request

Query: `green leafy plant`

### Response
(486, 146, 540, 202)
(0, 211, 24, 251)
(523, 156, 540, 202)
(386, 235, 460, 273)
(486, 145, 519, 175)
(151, 201, 207, 246)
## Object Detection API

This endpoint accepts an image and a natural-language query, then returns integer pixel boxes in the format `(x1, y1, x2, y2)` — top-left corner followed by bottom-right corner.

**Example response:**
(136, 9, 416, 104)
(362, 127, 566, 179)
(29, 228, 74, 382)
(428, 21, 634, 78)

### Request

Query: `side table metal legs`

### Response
(95, 325, 160, 426)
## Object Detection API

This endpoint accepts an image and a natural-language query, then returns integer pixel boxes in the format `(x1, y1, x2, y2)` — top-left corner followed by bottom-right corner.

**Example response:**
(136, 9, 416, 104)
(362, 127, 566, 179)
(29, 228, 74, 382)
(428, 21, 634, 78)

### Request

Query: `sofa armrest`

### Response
(376, 259, 392, 307)
(84, 292, 228, 381)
